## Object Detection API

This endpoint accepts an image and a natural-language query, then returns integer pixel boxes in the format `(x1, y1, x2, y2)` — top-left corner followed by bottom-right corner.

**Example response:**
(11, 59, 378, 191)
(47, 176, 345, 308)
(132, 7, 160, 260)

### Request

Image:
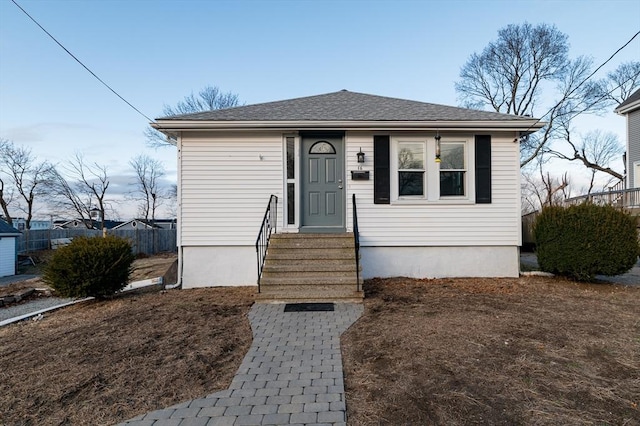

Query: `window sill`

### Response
(392, 197, 474, 205)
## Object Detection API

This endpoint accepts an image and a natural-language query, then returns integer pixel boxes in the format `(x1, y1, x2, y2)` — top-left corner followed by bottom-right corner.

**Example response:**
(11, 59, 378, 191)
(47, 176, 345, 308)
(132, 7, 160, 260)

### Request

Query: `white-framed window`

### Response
(439, 142, 466, 197)
(398, 141, 426, 197)
(390, 136, 471, 203)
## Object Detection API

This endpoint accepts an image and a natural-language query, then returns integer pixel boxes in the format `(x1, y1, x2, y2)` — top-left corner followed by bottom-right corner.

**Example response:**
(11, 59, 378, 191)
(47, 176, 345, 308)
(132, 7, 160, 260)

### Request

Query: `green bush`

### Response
(43, 235, 136, 298)
(534, 204, 640, 281)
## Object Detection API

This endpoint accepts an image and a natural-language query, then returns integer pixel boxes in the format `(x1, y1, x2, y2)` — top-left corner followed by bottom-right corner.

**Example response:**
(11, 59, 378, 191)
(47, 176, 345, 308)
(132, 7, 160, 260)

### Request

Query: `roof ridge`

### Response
(155, 90, 542, 123)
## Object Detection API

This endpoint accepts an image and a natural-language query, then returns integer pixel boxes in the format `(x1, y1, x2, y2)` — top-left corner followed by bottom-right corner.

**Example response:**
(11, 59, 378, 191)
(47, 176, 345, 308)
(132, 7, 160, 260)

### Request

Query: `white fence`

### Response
(17, 229, 177, 255)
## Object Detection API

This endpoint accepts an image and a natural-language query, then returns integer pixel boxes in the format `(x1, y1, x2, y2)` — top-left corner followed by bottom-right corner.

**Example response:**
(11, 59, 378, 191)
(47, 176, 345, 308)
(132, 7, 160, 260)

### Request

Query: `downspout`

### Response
(165, 132, 183, 290)
(165, 245, 182, 290)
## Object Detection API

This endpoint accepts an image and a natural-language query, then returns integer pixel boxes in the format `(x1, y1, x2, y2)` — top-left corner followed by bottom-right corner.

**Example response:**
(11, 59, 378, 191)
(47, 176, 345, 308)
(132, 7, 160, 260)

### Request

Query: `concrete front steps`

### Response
(257, 233, 364, 302)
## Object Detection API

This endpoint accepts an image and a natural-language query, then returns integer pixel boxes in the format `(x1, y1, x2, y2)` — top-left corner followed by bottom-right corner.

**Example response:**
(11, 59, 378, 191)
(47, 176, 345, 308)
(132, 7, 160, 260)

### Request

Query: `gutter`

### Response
(151, 119, 546, 134)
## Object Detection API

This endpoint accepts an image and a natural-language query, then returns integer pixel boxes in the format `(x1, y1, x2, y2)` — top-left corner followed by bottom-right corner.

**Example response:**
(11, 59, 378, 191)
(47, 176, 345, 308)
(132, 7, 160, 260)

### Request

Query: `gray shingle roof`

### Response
(0, 219, 20, 235)
(158, 90, 536, 122)
(615, 88, 640, 113)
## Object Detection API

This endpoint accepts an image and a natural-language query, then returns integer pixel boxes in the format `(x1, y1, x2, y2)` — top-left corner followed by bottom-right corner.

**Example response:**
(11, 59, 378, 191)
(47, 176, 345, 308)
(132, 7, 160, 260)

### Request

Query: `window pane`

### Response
(398, 143, 424, 169)
(309, 141, 336, 154)
(440, 171, 465, 196)
(441, 143, 464, 170)
(286, 137, 295, 179)
(399, 171, 424, 196)
(287, 183, 295, 224)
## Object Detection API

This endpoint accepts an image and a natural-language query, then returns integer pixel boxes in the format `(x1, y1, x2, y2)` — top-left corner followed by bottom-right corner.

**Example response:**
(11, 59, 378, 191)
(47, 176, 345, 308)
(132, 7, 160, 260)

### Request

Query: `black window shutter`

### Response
(475, 135, 492, 203)
(374, 135, 390, 204)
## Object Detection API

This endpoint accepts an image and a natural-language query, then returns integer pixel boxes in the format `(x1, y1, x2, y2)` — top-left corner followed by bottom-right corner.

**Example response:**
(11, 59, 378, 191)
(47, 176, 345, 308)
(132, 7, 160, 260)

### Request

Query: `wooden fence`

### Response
(16, 229, 177, 255)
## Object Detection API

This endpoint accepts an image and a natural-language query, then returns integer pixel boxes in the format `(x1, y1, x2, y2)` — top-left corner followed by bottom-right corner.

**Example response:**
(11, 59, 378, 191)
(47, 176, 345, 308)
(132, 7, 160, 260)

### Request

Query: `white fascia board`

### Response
(151, 120, 546, 134)
(615, 99, 640, 115)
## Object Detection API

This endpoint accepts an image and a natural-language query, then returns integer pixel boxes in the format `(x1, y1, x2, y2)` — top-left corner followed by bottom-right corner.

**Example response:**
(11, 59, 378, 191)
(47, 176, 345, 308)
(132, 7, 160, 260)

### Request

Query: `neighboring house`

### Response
(11, 218, 52, 231)
(52, 219, 122, 230)
(152, 90, 544, 288)
(615, 88, 640, 189)
(53, 219, 97, 229)
(113, 219, 162, 230)
(0, 219, 21, 277)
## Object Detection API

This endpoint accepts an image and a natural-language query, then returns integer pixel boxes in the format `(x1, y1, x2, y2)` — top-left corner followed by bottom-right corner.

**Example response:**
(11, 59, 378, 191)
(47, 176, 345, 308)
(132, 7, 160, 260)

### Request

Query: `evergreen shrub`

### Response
(534, 203, 639, 281)
(44, 235, 135, 298)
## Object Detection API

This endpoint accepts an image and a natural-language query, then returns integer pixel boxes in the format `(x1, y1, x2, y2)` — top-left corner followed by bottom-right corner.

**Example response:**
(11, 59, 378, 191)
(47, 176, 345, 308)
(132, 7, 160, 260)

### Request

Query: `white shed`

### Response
(0, 219, 21, 277)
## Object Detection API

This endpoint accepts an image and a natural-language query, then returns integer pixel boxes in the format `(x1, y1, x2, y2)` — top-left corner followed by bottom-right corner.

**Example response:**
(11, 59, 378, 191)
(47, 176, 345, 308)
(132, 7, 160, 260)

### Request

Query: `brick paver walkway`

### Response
(119, 302, 363, 426)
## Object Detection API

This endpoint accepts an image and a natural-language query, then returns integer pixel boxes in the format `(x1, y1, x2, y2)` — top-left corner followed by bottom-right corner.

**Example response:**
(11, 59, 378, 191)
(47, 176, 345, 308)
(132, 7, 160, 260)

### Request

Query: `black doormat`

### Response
(284, 303, 335, 312)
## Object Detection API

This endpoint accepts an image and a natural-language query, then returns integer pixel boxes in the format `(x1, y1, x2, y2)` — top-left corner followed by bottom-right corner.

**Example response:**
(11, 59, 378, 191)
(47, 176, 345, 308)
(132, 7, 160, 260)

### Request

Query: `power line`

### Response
(524, 30, 640, 133)
(10, 0, 156, 124)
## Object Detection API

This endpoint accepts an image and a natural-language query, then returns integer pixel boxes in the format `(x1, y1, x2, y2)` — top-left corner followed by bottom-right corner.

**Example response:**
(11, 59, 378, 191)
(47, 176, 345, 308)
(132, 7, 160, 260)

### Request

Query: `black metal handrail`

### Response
(352, 194, 361, 293)
(255, 195, 277, 292)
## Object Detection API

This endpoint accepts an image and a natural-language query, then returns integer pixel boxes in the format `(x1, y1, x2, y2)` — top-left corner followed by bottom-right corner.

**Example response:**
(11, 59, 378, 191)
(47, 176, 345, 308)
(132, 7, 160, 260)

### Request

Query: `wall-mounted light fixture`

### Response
(435, 132, 441, 163)
(357, 148, 365, 163)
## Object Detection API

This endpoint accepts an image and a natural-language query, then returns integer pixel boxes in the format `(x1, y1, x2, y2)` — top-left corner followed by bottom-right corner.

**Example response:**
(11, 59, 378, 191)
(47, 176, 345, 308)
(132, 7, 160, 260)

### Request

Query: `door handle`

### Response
(338, 185, 343, 189)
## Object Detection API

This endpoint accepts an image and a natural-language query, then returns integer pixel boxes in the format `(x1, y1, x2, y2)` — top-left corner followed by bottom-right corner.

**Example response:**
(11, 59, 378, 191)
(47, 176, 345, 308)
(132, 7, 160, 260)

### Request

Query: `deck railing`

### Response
(352, 194, 361, 293)
(564, 187, 640, 208)
(255, 195, 277, 292)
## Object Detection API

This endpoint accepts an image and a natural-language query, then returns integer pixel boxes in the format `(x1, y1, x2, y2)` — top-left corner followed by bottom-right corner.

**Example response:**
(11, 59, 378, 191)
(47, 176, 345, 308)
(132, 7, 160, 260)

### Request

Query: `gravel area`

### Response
(0, 297, 76, 322)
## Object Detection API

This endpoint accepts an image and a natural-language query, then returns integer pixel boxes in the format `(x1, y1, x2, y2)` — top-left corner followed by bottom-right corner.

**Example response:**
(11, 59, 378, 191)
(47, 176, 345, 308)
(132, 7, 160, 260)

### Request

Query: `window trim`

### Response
(282, 134, 300, 229)
(390, 135, 475, 204)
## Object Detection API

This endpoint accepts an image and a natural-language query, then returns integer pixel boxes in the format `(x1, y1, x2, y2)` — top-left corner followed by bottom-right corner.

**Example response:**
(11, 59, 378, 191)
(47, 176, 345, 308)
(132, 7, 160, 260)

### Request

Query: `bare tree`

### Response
(146, 85, 241, 147)
(129, 154, 166, 222)
(0, 140, 53, 229)
(455, 23, 639, 169)
(0, 139, 15, 224)
(522, 166, 571, 213)
(603, 61, 640, 104)
(48, 154, 111, 230)
(47, 168, 94, 227)
(546, 127, 623, 192)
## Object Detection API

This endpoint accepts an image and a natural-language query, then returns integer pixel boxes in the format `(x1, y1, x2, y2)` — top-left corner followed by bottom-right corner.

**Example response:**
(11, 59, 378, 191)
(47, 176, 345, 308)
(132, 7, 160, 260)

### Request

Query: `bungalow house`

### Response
(615, 88, 640, 189)
(152, 90, 543, 299)
(0, 219, 21, 277)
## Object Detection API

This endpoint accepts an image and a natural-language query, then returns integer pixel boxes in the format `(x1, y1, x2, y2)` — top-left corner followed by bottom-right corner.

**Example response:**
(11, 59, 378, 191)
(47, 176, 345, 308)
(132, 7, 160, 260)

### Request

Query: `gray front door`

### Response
(301, 136, 345, 231)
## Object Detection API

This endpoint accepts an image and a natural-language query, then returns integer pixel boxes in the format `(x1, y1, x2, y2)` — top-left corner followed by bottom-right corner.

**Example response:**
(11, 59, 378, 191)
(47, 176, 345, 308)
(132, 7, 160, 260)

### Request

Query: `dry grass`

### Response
(0, 286, 255, 425)
(342, 276, 640, 425)
(3, 269, 639, 425)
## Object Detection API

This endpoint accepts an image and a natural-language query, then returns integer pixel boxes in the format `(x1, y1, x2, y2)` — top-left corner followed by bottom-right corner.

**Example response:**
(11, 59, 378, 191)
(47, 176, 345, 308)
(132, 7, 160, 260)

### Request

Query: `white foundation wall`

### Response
(182, 246, 257, 288)
(361, 246, 520, 279)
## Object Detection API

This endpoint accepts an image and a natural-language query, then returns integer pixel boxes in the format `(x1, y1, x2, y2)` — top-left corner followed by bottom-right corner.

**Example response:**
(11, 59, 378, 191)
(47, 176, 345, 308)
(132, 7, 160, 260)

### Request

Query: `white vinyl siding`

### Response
(0, 237, 16, 277)
(180, 132, 283, 245)
(628, 109, 640, 188)
(346, 131, 520, 246)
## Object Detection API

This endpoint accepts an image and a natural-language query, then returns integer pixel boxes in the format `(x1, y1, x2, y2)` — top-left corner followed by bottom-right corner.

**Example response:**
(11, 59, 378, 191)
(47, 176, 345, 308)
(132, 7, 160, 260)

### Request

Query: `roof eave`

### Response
(614, 98, 640, 115)
(152, 120, 545, 134)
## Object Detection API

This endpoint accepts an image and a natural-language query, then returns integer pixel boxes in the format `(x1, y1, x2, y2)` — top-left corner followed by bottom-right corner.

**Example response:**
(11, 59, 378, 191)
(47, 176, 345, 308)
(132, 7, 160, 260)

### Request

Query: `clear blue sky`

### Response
(1, 0, 639, 219)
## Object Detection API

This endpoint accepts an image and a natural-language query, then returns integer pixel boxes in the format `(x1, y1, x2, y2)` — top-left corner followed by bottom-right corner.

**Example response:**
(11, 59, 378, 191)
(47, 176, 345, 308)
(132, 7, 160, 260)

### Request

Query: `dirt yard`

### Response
(342, 277, 640, 425)
(0, 286, 255, 425)
(2, 273, 639, 425)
